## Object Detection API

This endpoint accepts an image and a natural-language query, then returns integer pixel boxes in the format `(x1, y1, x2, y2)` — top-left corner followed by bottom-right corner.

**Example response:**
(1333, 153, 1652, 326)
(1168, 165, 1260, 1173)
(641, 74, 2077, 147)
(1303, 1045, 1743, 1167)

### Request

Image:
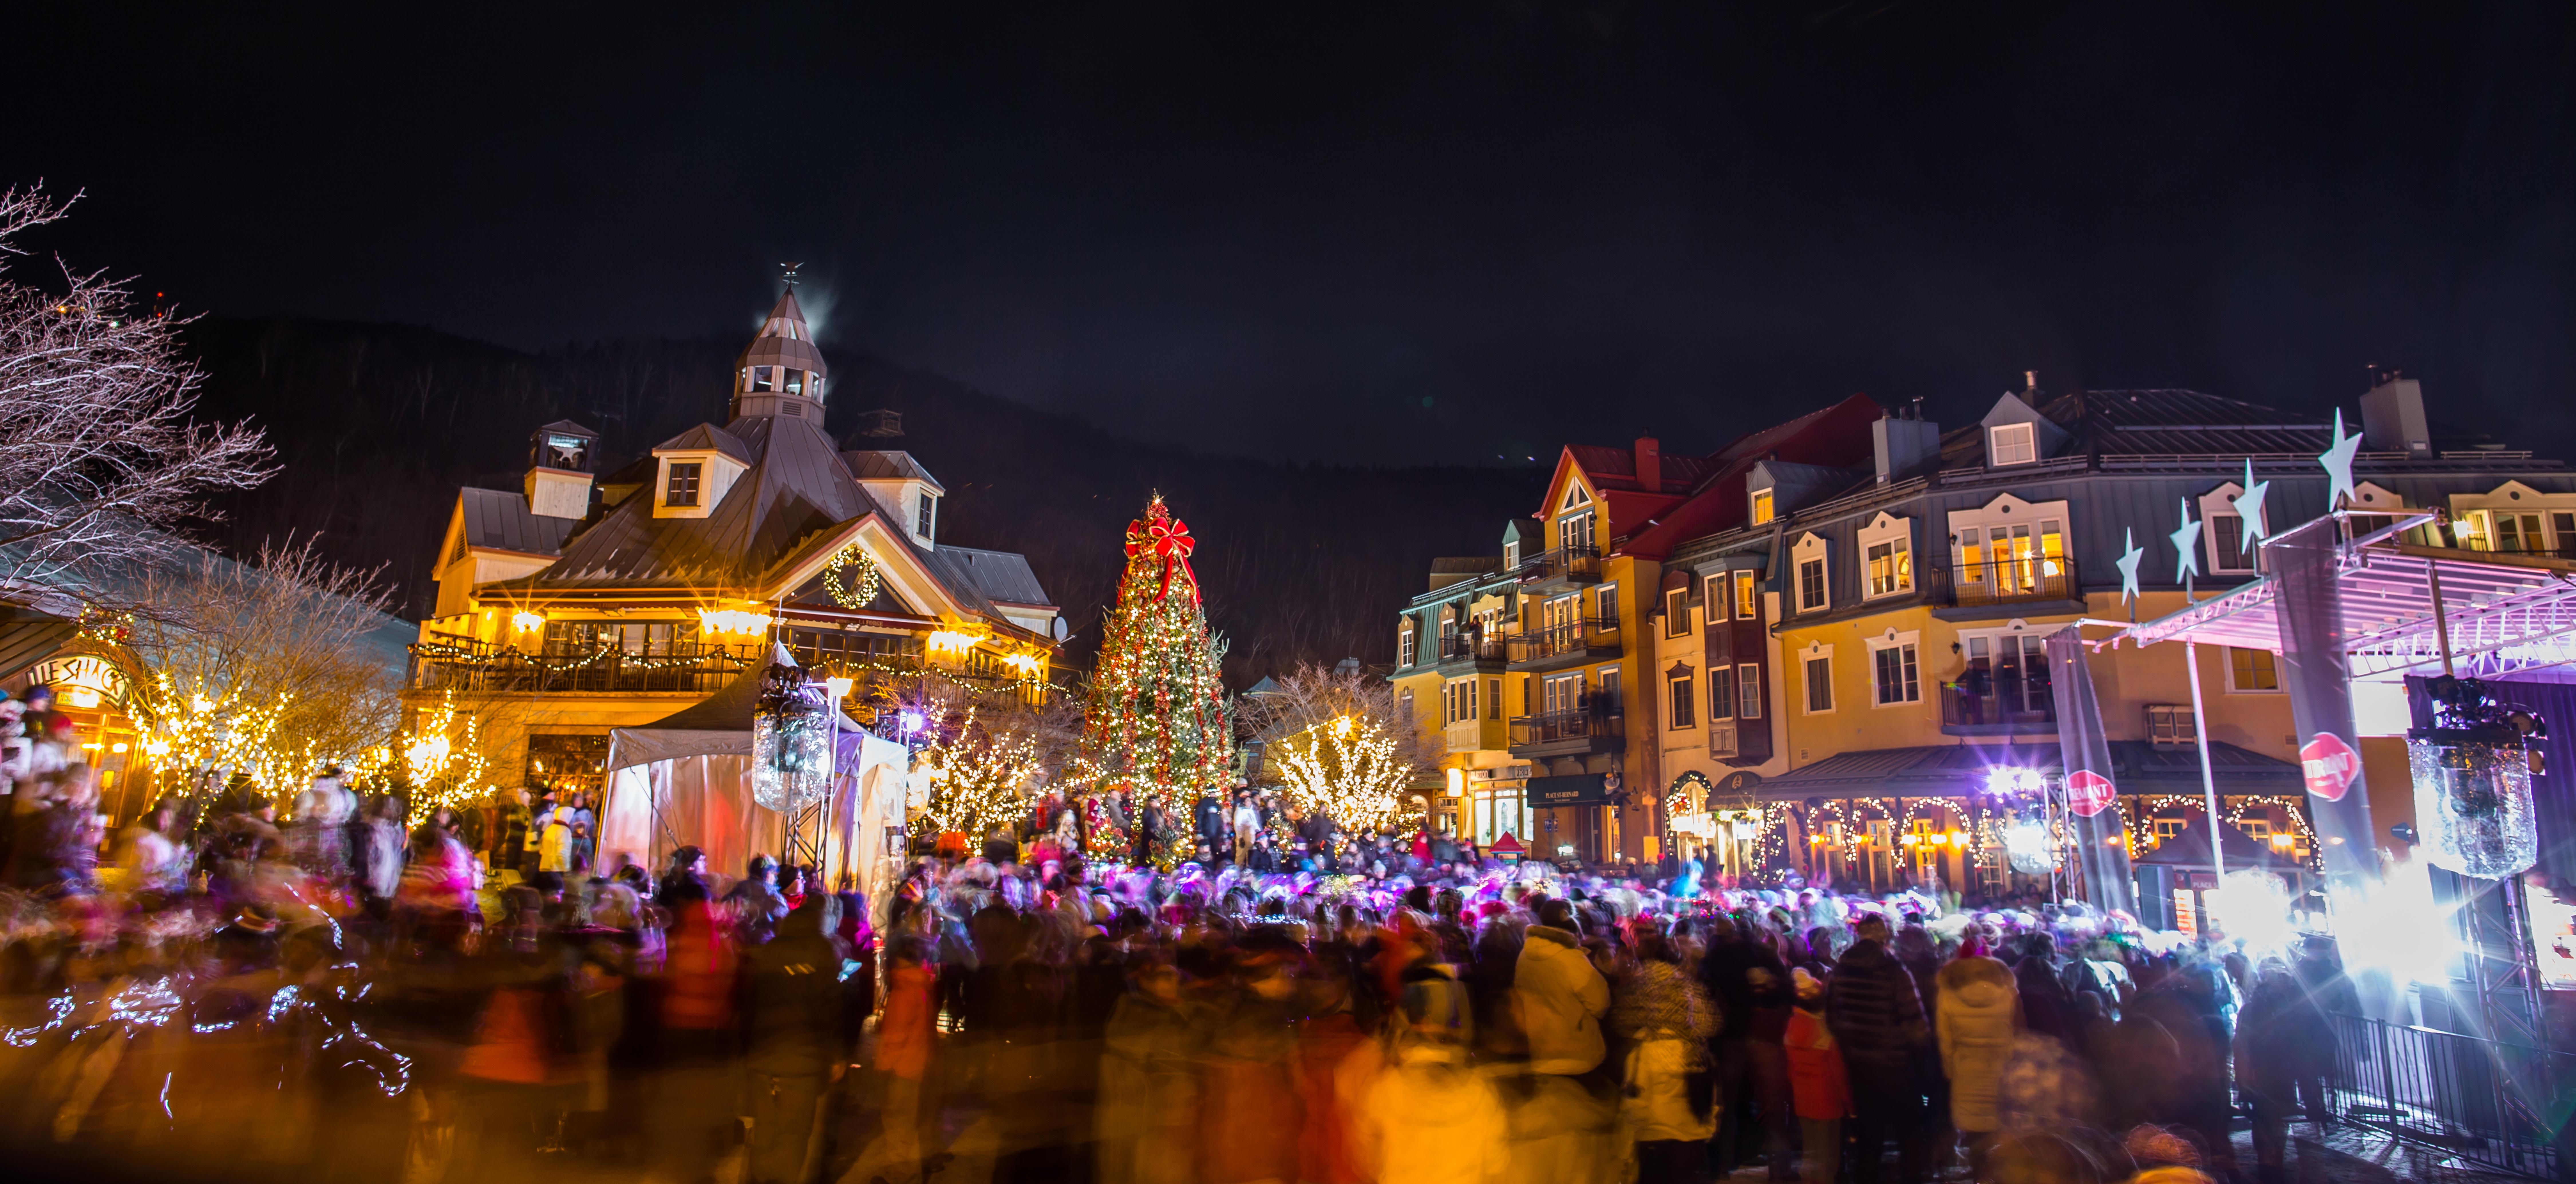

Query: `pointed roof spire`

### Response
(737, 285, 829, 383)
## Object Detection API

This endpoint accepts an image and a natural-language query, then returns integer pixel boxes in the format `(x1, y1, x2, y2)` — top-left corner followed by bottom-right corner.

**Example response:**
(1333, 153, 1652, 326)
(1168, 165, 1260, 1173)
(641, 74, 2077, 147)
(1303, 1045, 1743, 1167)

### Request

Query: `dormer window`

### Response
(1750, 488, 1775, 525)
(916, 491, 939, 540)
(1989, 422, 2036, 466)
(1504, 540, 1520, 569)
(666, 462, 703, 507)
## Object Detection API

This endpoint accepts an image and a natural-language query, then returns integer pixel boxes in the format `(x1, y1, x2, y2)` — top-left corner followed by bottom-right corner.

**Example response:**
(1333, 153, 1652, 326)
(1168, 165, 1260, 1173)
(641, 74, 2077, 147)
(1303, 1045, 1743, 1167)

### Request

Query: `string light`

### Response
(821, 544, 883, 609)
(1275, 714, 1411, 834)
(911, 706, 1042, 842)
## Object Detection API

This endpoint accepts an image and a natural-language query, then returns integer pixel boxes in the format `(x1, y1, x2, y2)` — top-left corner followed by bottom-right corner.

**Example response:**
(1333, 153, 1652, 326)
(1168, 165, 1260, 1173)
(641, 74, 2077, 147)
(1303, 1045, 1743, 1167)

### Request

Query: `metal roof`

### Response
(653, 423, 756, 464)
(737, 290, 829, 378)
(840, 450, 947, 493)
(2120, 513, 2576, 678)
(459, 487, 577, 555)
(928, 545, 1053, 608)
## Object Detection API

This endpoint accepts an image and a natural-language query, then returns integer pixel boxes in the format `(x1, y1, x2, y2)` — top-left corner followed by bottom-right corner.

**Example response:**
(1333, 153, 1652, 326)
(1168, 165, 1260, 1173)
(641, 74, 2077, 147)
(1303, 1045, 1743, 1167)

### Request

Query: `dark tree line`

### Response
(179, 316, 1532, 683)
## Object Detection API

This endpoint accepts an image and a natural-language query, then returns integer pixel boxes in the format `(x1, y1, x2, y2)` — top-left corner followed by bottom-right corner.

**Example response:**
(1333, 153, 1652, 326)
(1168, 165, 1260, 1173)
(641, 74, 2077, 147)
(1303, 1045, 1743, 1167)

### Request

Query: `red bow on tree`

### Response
(1124, 497, 1200, 602)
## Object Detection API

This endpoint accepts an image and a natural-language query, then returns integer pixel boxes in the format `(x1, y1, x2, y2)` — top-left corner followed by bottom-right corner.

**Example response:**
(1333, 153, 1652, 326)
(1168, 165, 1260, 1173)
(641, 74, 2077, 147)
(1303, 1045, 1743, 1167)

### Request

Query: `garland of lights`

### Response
(1275, 714, 1412, 835)
(910, 706, 1044, 842)
(822, 544, 884, 610)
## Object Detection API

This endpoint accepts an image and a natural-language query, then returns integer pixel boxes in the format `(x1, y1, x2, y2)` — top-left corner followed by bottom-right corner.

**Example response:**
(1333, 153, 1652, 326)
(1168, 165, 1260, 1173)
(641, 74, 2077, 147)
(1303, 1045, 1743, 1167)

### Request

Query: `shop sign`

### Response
(18, 653, 134, 711)
(2065, 769, 2116, 817)
(2299, 733, 2362, 802)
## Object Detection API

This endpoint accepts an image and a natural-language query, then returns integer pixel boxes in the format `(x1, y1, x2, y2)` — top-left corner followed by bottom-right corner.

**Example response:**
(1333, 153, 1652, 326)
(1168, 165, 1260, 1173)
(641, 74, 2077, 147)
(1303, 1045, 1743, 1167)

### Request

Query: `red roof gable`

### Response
(1619, 393, 1885, 560)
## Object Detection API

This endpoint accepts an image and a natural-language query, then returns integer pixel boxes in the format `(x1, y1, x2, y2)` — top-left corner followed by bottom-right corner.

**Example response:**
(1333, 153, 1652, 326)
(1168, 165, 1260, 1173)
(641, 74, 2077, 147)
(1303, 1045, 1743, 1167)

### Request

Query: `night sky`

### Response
(14, 3, 2576, 465)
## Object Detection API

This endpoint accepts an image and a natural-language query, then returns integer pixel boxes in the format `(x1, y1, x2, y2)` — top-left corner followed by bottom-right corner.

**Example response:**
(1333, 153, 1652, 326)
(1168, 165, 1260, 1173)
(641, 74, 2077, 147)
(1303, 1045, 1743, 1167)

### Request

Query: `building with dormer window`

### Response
(1665, 371, 2576, 897)
(408, 288, 1060, 805)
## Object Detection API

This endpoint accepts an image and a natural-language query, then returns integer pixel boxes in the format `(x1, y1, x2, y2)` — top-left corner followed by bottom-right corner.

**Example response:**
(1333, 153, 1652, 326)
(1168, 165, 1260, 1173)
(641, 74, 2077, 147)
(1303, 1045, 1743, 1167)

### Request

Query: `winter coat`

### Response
(2012, 954, 2073, 1040)
(1784, 1005, 1852, 1120)
(1825, 937, 1929, 1074)
(1934, 955, 2022, 1132)
(1611, 960, 1721, 1141)
(738, 904, 847, 1077)
(2234, 968, 2334, 1100)
(1513, 924, 1610, 1074)
(1356, 1043, 1507, 1184)
(877, 963, 936, 1080)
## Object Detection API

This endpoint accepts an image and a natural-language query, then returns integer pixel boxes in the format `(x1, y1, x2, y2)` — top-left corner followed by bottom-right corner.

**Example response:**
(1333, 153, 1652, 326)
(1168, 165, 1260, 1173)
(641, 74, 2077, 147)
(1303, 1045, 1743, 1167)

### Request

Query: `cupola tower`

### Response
(730, 287, 829, 422)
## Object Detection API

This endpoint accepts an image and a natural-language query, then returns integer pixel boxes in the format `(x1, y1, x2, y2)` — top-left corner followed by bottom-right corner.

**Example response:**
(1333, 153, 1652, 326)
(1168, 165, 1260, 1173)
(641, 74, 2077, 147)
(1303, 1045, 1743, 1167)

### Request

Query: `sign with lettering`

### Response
(2299, 732, 2362, 802)
(2065, 769, 2117, 817)
(16, 652, 133, 711)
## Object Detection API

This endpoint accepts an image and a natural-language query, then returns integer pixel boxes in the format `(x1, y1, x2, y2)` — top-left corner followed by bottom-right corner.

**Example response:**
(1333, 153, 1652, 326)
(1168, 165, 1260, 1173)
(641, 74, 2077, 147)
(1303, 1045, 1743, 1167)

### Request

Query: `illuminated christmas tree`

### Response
(1078, 494, 1232, 863)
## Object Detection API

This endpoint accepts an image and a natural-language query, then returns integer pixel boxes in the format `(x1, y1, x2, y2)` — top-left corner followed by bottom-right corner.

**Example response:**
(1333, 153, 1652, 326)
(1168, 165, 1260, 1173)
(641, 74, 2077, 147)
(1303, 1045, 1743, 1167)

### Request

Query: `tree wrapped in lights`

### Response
(398, 690, 490, 817)
(1076, 495, 1233, 833)
(1274, 714, 1412, 836)
(913, 706, 1044, 844)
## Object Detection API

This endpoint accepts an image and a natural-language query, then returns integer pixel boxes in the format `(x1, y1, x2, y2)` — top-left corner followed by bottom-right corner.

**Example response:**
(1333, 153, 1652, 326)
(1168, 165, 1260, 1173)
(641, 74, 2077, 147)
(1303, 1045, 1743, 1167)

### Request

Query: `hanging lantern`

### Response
(752, 656, 834, 812)
(2407, 676, 2545, 879)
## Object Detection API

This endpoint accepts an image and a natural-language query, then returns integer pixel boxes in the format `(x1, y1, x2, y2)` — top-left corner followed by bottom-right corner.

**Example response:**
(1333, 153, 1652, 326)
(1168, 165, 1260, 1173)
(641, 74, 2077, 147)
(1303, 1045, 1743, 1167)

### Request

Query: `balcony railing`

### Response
(2459, 537, 2576, 562)
(1509, 708, 1624, 749)
(410, 637, 759, 695)
(1435, 633, 1509, 664)
(1516, 544, 1602, 585)
(1939, 667, 2057, 733)
(1950, 557, 2079, 608)
(1505, 617, 1620, 665)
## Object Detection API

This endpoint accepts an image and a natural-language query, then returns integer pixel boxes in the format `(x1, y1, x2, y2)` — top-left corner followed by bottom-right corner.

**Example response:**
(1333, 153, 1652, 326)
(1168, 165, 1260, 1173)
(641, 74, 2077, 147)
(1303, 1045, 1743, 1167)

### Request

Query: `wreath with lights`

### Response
(823, 544, 883, 609)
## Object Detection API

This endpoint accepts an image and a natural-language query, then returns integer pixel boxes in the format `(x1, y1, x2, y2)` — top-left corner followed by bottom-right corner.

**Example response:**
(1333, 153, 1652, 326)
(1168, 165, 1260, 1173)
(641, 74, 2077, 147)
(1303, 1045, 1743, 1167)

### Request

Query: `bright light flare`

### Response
(2203, 869, 2297, 957)
(2334, 859, 2464, 986)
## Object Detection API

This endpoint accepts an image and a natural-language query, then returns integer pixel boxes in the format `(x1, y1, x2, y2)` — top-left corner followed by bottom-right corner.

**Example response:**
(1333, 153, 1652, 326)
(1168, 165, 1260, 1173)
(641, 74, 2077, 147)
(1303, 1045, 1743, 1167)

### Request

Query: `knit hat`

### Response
(1791, 966, 1824, 1003)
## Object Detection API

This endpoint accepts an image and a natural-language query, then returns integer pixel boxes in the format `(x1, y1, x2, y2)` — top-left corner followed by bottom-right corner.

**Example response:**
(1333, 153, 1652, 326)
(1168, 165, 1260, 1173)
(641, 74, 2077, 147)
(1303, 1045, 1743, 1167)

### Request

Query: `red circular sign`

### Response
(2067, 769, 2117, 817)
(2301, 732, 2362, 802)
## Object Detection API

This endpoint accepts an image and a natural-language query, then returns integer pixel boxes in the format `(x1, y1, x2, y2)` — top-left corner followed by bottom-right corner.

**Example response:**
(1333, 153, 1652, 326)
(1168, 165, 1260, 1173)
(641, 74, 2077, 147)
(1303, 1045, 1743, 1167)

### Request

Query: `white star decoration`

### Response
(2116, 527, 2144, 608)
(2235, 458, 2271, 557)
(2171, 497, 2203, 585)
(2318, 407, 2362, 509)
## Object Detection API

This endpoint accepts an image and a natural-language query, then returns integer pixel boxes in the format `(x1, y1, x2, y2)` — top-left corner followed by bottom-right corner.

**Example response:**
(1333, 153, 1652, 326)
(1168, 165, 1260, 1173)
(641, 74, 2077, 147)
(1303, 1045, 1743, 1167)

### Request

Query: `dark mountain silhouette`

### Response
(178, 317, 1532, 682)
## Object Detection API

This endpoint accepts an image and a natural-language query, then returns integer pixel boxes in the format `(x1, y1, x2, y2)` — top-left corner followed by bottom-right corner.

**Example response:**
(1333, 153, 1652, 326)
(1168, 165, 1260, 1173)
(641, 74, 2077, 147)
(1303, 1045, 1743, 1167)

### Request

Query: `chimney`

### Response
(1873, 407, 1941, 484)
(1634, 435, 1662, 491)
(2360, 369, 2429, 458)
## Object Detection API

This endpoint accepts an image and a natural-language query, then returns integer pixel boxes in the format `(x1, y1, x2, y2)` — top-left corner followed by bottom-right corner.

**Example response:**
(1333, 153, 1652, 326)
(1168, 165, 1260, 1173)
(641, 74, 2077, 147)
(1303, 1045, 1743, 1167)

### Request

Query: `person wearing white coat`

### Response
(1935, 952, 2024, 1177)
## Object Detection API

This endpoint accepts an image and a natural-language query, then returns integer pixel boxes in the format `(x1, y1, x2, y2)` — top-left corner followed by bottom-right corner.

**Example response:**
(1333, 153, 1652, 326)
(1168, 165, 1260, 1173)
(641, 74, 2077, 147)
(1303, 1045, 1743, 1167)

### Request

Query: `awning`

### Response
(1757, 741, 2300, 802)
(2120, 514, 2576, 679)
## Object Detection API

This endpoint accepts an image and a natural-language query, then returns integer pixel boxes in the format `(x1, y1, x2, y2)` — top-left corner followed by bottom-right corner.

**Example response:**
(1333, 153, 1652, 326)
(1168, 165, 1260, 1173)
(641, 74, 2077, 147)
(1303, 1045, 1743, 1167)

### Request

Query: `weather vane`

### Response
(779, 261, 804, 287)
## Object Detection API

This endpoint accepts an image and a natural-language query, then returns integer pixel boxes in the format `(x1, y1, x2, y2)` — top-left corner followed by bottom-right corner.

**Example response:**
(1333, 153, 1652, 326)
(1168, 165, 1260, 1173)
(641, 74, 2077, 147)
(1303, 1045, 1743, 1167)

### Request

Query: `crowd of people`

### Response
(0, 681, 2370, 1184)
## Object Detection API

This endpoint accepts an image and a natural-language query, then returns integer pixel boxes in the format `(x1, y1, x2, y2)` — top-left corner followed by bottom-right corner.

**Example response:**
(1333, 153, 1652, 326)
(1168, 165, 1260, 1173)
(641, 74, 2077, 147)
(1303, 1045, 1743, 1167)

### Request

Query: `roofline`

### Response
(465, 545, 566, 563)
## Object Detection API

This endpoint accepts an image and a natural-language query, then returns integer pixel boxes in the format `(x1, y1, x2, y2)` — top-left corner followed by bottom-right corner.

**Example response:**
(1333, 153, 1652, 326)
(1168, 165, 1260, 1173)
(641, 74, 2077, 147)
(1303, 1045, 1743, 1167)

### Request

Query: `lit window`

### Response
(2229, 647, 2280, 692)
(1866, 537, 1912, 597)
(1595, 584, 1619, 624)
(1733, 571, 1757, 620)
(1804, 656, 1833, 713)
(1751, 489, 1775, 524)
(1990, 422, 2036, 466)
(665, 462, 703, 507)
(1665, 588, 1692, 638)
(1504, 541, 1520, 569)
(1669, 671, 1696, 729)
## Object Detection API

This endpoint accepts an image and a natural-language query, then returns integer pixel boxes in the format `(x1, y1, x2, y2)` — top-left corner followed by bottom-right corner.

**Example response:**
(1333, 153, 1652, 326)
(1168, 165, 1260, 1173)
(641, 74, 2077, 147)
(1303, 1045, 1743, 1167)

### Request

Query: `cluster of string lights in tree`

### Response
(397, 690, 490, 819)
(1274, 713, 1410, 835)
(910, 706, 1044, 842)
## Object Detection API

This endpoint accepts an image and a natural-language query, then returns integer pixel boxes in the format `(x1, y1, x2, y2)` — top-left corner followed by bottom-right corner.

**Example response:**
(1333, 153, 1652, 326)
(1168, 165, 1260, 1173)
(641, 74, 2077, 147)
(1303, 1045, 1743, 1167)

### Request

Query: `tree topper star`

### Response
(2116, 527, 2145, 609)
(2171, 498, 2204, 584)
(2318, 407, 2362, 509)
(2235, 458, 2272, 556)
